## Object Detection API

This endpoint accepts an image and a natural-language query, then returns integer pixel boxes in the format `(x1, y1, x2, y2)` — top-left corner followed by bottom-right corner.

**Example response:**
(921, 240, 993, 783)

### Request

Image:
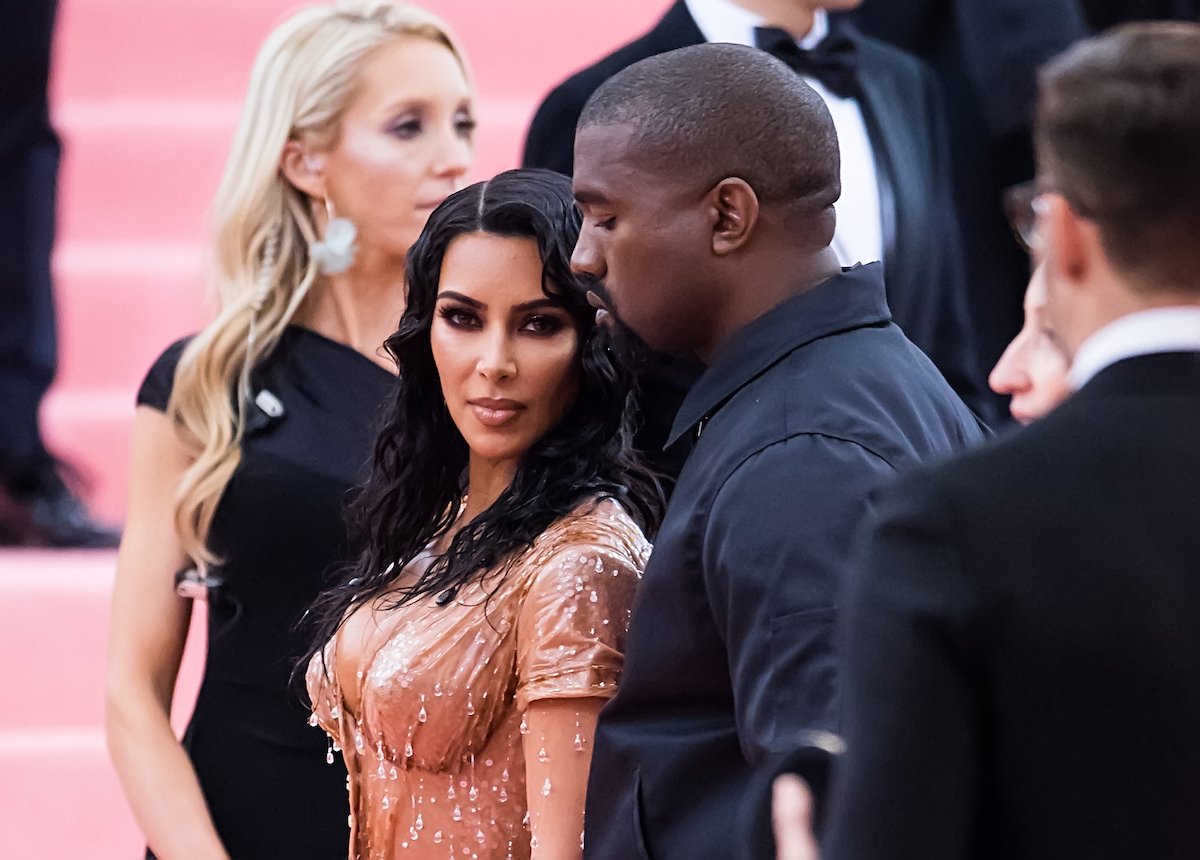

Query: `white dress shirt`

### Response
(684, 0, 884, 267)
(1068, 306, 1200, 390)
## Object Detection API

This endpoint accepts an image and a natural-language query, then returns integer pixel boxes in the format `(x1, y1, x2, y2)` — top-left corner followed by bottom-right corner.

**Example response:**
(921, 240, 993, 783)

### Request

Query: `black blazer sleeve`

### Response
(827, 475, 984, 860)
(701, 434, 899, 763)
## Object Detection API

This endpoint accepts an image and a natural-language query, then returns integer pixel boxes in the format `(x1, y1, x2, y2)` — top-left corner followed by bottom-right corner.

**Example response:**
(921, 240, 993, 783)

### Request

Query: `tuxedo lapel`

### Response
(848, 37, 903, 268)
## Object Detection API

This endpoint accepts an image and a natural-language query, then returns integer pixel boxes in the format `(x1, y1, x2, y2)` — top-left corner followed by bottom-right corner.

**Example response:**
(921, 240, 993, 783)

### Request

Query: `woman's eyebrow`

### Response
(512, 298, 558, 313)
(436, 290, 484, 308)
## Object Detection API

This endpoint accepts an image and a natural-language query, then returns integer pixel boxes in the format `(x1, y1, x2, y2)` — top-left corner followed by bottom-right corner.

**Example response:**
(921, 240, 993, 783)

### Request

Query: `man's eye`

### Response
(594, 216, 616, 231)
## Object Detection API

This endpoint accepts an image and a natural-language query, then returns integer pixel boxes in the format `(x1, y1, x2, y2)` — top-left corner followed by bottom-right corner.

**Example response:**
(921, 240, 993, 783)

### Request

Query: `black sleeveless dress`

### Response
(137, 326, 394, 859)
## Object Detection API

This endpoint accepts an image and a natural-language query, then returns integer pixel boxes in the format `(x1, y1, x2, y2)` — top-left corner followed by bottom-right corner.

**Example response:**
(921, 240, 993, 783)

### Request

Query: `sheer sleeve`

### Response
(515, 524, 646, 859)
(136, 336, 192, 412)
(514, 541, 642, 712)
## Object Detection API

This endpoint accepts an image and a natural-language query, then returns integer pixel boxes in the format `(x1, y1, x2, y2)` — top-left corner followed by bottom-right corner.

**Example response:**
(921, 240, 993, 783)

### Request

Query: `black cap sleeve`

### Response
(136, 336, 194, 413)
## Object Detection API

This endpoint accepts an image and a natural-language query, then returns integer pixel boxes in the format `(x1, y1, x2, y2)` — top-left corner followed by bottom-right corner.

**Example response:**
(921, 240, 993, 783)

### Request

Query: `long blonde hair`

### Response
(168, 1, 470, 573)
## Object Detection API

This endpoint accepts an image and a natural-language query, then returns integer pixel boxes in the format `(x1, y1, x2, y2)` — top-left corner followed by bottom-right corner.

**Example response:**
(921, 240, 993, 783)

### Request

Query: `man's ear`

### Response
(280, 140, 327, 200)
(709, 178, 759, 256)
(1042, 193, 1096, 294)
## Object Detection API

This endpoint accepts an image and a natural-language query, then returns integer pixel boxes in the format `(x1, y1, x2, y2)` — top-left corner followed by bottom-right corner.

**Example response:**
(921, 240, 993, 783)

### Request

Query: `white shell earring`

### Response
(311, 197, 357, 275)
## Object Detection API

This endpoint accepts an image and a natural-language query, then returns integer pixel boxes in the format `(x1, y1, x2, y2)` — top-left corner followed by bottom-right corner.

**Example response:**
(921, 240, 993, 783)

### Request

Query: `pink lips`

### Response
(468, 398, 525, 427)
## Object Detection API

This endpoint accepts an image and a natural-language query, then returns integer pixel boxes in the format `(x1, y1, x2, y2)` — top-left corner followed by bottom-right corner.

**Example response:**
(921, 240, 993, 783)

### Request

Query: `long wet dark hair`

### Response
(302, 168, 661, 668)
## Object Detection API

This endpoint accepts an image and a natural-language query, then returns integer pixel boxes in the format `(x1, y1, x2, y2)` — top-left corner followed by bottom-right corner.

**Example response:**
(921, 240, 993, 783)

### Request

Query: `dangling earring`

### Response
(310, 197, 357, 275)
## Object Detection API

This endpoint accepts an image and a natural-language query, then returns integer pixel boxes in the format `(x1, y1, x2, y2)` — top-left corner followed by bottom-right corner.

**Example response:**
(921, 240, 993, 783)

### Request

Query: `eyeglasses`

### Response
(1003, 182, 1051, 254)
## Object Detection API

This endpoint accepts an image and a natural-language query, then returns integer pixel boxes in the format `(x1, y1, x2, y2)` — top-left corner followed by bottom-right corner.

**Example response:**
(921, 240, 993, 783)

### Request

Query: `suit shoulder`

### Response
(532, 30, 669, 122)
(524, 29, 675, 171)
(891, 407, 1084, 514)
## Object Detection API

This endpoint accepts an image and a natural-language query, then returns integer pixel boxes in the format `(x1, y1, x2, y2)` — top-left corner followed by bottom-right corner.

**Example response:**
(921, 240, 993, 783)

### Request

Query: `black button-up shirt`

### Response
(584, 263, 987, 860)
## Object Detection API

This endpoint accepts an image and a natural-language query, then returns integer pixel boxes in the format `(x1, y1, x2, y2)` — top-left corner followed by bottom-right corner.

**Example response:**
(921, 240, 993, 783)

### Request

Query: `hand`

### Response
(773, 774, 821, 860)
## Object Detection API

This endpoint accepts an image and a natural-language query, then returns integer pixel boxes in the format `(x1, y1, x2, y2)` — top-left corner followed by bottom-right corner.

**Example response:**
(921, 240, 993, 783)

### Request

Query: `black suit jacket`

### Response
(583, 265, 986, 860)
(524, 2, 991, 421)
(829, 350, 1200, 859)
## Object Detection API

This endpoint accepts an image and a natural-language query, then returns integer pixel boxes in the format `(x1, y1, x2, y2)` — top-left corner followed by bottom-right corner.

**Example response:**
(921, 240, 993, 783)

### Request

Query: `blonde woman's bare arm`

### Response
(105, 407, 228, 860)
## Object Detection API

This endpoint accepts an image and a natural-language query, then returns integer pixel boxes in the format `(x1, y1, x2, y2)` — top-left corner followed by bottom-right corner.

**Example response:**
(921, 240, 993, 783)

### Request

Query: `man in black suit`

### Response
(0, 0, 118, 547)
(570, 44, 985, 860)
(527, 0, 994, 445)
(828, 22, 1200, 859)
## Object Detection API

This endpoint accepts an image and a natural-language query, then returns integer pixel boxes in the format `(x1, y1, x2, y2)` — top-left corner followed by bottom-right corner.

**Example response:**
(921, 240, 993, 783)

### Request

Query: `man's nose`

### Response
(571, 232, 606, 279)
(988, 339, 1030, 397)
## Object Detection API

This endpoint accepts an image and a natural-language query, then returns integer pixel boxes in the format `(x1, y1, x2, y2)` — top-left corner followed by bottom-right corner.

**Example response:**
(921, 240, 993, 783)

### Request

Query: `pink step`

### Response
(0, 552, 205, 730)
(55, 101, 540, 247)
(53, 1, 663, 103)
(0, 552, 205, 859)
(3, 745, 143, 858)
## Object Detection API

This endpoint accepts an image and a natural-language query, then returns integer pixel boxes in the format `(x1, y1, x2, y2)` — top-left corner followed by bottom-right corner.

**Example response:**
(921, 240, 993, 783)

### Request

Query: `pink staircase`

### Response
(2, 1, 660, 856)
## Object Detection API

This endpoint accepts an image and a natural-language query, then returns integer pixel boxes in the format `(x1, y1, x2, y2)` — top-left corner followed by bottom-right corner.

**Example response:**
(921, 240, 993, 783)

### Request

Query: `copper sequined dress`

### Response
(306, 497, 650, 860)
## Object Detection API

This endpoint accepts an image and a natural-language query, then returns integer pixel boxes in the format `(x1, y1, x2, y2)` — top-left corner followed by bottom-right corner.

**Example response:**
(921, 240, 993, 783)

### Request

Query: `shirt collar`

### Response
(666, 262, 890, 447)
(1068, 306, 1200, 391)
(684, 0, 828, 49)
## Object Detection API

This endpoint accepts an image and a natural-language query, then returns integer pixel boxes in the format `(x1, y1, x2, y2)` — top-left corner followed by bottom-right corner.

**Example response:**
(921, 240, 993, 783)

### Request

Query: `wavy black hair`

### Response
(301, 168, 662, 669)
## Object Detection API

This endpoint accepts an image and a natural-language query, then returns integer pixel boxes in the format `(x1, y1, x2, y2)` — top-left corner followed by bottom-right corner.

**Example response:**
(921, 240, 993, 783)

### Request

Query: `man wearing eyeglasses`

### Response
(824, 21, 1200, 860)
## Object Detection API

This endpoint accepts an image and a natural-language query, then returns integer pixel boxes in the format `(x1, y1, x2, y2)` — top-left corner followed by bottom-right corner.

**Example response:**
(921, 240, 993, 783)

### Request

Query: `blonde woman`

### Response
(105, 4, 474, 858)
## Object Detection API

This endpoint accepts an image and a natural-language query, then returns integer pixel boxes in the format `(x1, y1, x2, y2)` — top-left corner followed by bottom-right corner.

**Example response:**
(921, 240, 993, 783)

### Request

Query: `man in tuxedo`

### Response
(526, 0, 994, 452)
(570, 44, 985, 860)
(0, 0, 118, 547)
(828, 22, 1200, 859)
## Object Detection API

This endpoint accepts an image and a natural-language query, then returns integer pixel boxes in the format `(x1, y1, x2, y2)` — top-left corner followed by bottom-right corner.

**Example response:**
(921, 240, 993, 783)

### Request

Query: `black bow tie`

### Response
(754, 26, 860, 100)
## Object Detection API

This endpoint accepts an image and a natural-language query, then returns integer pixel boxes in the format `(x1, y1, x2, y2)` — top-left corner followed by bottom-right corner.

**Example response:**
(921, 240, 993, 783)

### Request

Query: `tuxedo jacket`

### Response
(829, 351, 1200, 860)
(582, 265, 985, 860)
(523, 1, 989, 420)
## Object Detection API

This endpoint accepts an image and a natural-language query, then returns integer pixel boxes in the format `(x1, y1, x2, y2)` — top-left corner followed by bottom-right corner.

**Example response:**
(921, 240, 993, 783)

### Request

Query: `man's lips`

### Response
(586, 290, 612, 325)
(467, 398, 525, 427)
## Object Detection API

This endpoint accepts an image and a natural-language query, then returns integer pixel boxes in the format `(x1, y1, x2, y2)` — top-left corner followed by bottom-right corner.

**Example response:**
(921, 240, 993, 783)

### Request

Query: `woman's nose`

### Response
(433, 130, 472, 183)
(477, 330, 517, 381)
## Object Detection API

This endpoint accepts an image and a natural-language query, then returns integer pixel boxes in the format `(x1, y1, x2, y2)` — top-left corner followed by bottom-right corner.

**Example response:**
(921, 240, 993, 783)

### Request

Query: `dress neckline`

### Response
(286, 325, 396, 379)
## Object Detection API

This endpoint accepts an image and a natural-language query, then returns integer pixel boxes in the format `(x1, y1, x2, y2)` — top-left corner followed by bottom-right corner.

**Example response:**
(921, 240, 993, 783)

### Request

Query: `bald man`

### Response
(570, 44, 986, 860)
